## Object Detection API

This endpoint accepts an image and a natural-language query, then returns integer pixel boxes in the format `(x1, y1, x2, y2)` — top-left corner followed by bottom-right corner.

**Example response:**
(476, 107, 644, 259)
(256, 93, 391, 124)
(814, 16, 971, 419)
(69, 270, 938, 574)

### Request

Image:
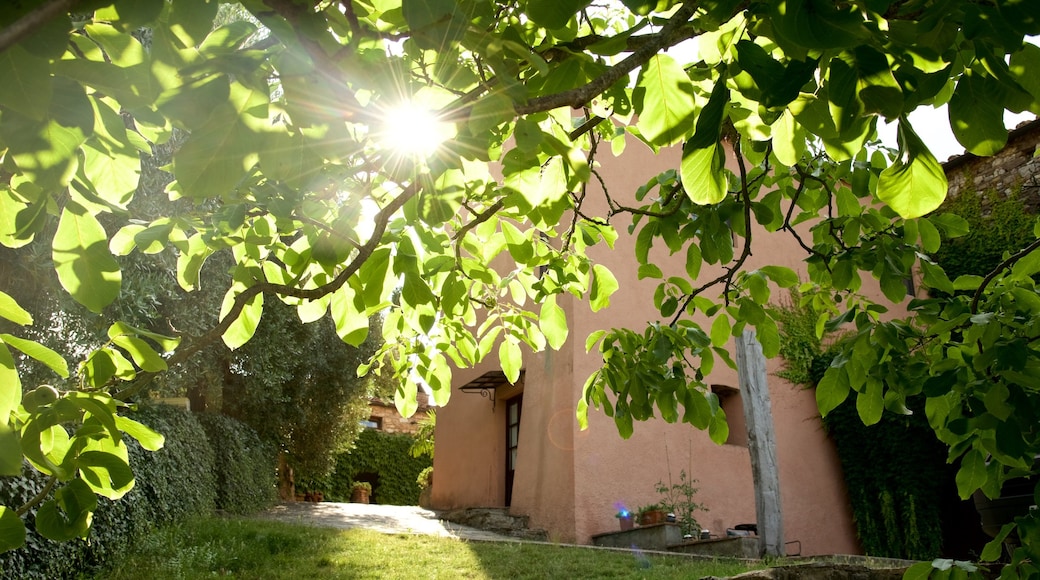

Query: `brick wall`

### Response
(945, 119, 1040, 208)
(365, 390, 431, 435)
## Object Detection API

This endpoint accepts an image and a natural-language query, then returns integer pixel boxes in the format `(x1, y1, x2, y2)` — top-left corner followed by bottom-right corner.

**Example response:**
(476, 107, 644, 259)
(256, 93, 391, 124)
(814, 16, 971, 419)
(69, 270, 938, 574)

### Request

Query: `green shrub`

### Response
(197, 412, 278, 514)
(316, 429, 431, 505)
(0, 404, 220, 580)
(130, 404, 217, 524)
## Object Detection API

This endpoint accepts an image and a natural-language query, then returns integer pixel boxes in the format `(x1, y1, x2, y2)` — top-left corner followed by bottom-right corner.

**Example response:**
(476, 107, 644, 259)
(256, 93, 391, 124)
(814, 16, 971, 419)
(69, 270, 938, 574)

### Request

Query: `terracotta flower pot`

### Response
(618, 515, 634, 531)
(638, 509, 667, 526)
(351, 489, 371, 504)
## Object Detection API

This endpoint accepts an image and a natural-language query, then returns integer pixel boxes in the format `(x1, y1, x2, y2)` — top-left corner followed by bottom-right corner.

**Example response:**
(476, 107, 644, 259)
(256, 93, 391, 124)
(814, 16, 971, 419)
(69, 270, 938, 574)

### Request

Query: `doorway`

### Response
(505, 395, 522, 506)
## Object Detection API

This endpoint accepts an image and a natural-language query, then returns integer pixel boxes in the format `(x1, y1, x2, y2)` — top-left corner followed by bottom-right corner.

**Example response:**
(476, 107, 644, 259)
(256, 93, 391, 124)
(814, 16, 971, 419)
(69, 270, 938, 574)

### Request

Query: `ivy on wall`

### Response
(931, 184, 1037, 283)
(302, 429, 431, 505)
(819, 390, 948, 560)
(0, 405, 274, 579)
(775, 306, 948, 560)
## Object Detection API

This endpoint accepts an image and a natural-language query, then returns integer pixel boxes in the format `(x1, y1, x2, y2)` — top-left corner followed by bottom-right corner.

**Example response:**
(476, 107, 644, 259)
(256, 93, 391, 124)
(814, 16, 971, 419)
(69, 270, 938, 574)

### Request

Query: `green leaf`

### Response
(171, 104, 257, 199)
(52, 202, 122, 314)
(35, 479, 97, 541)
(930, 213, 969, 238)
(468, 92, 514, 136)
(955, 449, 988, 499)
(816, 366, 850, 417)
(710, 314, 731, 347)
(771, 110, 806, 167)
(877, 120, 948, 219)
(95, 0, 164, 31)
(760, 265, 799, 288)
(525, 0, 591, 29)
(590, 264, 619, 312)
(394, 382, 419, 418)
(687, 73, 730, 150)
(78, 449, 135, 500)
(0, 291, 31, 326)
(949, 71, 1009, 157)
(499, 339, 522, 384)
(1011, 247, 1040, 279)
(981, 523, 1016, 561)
(708, 410, 729, 445)
(0, 45, 51, 120)
(331, 286, 370, 347)
(920, 260, 955, 294)
(3, 115, 85, 193)
(856, 378, 884, 426)
(634, 55, 697, 147)
(107, 321, 180, 352)
(685, 243, 702, 280)
(585, 329, 606, 353)
(0, 423, 20, 476)
(220, 289, 264, 350)
(403, 0, 471, 49)
(539, 295, 569, 350)
(902, 562, 936, 580)
(918, 217, 941, 253)
(115, 416, 164, 451)
(681, 140, 728, 205)
(0, 334, 68, 378)
(638, 263, 664, 279)
(0, 506, 25, 552)
(111, 335, 167, 372)
(771, 0, 867, 50)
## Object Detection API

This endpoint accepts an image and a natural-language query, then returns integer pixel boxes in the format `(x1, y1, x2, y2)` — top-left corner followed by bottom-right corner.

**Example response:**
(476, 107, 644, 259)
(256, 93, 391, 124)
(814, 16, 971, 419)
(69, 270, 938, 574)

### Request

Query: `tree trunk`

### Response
(735, 329, 784, 558)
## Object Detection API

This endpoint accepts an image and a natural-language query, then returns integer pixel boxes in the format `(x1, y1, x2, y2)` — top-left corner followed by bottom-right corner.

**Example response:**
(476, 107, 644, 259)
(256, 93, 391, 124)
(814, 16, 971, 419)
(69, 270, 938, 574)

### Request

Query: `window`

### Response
(360, 416, 382, 430)
(711, 385, 747, 447)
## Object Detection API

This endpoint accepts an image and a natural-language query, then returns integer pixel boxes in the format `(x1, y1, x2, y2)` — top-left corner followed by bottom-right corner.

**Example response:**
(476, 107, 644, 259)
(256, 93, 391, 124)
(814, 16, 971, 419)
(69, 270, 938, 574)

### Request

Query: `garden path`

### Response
(254, 502, 516, 542)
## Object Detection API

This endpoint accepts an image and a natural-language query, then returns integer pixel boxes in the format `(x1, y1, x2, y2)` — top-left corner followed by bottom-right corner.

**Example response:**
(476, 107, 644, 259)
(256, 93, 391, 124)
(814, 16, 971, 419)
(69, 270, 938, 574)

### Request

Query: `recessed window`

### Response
(360, 416, 382, 430)
(711, 385, 747, 447)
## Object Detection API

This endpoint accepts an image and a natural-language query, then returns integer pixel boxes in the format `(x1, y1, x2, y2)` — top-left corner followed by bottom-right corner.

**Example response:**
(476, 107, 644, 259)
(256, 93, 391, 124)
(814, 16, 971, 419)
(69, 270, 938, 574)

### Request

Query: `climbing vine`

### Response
(775, 301, 946, 560)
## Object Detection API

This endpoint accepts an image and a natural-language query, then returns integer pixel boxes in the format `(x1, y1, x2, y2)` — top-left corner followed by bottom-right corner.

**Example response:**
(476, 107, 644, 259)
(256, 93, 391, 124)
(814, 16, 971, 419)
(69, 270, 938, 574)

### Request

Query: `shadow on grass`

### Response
(97, 517, 761, 579)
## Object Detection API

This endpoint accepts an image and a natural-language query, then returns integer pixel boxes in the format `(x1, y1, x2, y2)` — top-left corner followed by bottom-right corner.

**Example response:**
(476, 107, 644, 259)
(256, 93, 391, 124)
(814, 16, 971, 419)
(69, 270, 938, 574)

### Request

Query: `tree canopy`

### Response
(2, 0, 1040, 574)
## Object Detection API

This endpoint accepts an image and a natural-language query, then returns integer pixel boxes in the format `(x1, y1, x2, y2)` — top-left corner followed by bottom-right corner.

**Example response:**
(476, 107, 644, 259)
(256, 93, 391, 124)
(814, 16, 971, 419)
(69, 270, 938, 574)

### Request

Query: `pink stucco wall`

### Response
(433, 136, 885, 555)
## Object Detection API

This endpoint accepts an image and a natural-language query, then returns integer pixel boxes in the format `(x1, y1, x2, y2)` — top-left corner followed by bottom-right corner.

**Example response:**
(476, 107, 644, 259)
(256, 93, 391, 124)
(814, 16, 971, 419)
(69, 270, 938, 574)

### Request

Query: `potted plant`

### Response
(351, 481, 372, 504)
(637, 503, 668, 526)
(616, 508, 634, 531)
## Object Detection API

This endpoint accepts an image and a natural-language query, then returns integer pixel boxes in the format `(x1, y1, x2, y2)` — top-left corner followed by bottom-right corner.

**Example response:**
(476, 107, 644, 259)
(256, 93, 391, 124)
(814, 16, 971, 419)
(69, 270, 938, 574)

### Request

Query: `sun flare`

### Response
(380, 102, 454, 159)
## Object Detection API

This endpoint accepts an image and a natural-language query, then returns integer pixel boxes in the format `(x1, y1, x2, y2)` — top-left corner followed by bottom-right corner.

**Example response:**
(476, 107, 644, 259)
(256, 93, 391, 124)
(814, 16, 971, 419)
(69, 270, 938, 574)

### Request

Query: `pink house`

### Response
(430, 142, 902, 555)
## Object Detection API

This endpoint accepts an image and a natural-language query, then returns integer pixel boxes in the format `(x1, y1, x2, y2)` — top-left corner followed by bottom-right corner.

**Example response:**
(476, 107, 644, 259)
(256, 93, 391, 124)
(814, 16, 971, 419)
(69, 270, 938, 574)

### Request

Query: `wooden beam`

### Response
(734, 329, 784, 558)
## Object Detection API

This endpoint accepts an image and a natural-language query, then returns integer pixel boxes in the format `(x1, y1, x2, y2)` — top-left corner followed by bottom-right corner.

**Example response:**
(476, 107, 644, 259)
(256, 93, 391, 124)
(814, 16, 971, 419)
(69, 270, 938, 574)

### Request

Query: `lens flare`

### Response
(380, 102, 454, 159)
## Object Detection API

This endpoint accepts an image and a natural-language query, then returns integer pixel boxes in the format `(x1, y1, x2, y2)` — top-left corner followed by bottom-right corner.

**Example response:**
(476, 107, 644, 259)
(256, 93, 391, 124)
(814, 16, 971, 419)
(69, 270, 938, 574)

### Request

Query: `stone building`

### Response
(364, 391, 431, 435)
(944, 118, 1040, 208)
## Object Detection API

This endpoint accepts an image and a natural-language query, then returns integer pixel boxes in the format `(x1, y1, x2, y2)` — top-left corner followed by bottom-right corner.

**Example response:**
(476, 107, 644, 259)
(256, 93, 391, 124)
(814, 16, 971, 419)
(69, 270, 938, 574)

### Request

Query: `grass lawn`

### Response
(96, 517, 765, 579)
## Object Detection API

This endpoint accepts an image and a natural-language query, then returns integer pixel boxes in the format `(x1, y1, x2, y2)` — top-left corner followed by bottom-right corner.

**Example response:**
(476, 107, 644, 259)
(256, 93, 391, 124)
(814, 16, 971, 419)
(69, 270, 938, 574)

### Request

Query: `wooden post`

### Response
(734, 329, 784, 558)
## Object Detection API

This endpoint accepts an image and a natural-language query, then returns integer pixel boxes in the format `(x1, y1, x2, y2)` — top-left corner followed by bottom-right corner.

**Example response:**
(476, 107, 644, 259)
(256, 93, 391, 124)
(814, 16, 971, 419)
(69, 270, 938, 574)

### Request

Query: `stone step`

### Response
(437, 507, 548, 541)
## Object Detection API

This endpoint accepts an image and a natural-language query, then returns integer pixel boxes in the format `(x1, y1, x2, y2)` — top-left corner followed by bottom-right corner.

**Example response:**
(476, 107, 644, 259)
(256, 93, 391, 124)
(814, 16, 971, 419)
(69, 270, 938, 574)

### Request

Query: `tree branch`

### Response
(971, 237, 1040, 314)
(0, 0, 78, 54)
(515, 0, 701, 115)
(17, 475, 56, 517)
(113, 182, 420, 401)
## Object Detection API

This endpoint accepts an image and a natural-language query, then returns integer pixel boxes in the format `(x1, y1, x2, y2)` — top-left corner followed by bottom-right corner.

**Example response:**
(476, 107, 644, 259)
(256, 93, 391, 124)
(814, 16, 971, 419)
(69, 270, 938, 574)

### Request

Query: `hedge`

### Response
(197, 412, 278, 514)
(0, 405, 273, 579)
(309, 429, 431, 505)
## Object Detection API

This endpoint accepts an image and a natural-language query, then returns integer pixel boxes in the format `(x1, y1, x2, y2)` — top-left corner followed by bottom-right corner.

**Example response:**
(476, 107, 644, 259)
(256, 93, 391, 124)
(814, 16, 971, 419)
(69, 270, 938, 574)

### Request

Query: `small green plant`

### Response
(416, 466, 433, 490)
(351, 481, 372, 493)
(636, 503, 664, 516)
(655, 470, 706, 537)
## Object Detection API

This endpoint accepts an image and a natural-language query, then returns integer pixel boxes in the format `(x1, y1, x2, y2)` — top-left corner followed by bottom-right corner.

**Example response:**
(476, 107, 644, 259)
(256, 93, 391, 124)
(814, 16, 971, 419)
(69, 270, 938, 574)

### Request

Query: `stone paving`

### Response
(254, 502, 517, 542)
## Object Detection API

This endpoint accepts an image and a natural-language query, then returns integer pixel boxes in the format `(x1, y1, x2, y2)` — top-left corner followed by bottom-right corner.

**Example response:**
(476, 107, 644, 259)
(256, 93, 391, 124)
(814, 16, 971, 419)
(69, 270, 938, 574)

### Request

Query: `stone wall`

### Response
(945, 119, 1040, 207)
(366, 390, 431, 435)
